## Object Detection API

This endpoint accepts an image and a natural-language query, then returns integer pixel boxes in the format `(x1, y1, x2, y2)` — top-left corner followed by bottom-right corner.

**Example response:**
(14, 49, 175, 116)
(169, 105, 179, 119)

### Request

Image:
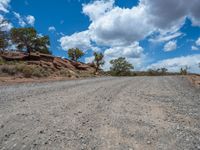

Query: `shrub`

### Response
(60, 69, 71, 77)
(21, 66, 33, 78)
(0, 57, 5, 65)
(32, 67, 50, 77)
(1, 65, 17, 75)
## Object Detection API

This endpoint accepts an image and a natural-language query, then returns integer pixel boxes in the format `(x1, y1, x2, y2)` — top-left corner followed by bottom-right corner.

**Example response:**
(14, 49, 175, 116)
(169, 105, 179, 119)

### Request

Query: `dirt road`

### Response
(0, 76, 200, 150)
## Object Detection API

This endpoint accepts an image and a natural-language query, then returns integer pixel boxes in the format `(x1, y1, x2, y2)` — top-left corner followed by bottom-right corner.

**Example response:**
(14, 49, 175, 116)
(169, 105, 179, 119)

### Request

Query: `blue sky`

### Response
(1, 0, 200, 73)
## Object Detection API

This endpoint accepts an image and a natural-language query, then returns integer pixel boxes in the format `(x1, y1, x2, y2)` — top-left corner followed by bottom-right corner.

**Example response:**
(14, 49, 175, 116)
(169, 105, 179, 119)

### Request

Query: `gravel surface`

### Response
(0, 76, 200, 150)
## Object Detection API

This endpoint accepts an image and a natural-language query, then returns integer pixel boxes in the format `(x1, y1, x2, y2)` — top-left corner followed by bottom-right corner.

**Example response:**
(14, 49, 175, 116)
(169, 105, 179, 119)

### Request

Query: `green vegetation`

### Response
(68, 48, 84, 61)
(0, 20, 9, 51)
(93, 52, 104, 73)
(180, 67, 188, 75)
(109, 57, 134, 76)
(11, 28, 51, 54)
(146, 68, 169, 76)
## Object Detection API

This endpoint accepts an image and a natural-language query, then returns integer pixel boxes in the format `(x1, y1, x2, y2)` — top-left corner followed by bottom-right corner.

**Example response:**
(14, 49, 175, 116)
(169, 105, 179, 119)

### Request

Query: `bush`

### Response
(0, 57, 5, 65)
(21, 66, 33, 78)
(1, 65, 17, 75)
(32, 67, 50, 77)
(60, 69, 71, 77)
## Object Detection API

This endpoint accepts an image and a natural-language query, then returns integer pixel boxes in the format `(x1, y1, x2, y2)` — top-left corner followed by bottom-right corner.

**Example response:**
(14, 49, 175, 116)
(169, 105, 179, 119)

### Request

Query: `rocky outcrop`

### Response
(0, 51, 96, 75)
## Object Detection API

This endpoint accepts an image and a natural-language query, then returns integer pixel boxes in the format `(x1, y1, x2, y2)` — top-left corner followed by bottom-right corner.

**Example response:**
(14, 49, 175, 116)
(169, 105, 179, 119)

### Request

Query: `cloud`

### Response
(104, 42, 143, 58)
(60, 0, 200, 69)
(48, 26, 56, 32)
(149, 31, 182, 43)
(0, 0, 10, 13)
(146, 54, 200, 73)
(13, 12, 26, 27)
(196, 37, 200, 46)
(59, 30, 100, 51)
(0, 14, 12, 31)
(14, 12, 35, 27)
(82, 0, 114, 21)
(87, 3, 154, 47)
(85, 56, 95, 63)
(191, 45, 199, 51)
(164, 41, 177, 52)
(26, 15, 35, 26)
(0, 0, 12, 31)
(61, 0, 200, 49)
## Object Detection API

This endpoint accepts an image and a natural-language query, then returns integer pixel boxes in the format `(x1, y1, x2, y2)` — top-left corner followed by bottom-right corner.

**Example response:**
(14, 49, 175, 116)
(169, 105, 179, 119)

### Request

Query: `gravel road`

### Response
(0, 76, 200, 150)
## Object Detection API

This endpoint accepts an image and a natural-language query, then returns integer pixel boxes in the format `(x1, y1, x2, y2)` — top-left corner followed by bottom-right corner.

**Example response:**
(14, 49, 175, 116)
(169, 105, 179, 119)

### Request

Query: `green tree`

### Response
(93, 52, 104, 73)
(110, 57, 134, 76)
(10, 27, 51, 54)
(0, 31, 8, 51)
(11, 28, 37, 54)
(33, 36, 51, 54)
(161, 68, 168, 74)
(180, 66, 189, 75)
(68, 48, 84, 61)
(0, 20, 9, 51)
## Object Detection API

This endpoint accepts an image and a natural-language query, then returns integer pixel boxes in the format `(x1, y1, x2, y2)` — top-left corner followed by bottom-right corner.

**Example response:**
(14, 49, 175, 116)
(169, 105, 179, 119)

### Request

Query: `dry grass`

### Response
(0, 63, 52, 78)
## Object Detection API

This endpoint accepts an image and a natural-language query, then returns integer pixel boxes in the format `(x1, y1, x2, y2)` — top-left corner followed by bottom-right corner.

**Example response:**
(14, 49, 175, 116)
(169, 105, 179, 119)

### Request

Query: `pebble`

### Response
(147, 140, 151, 144)
(39, 130, 44, 134)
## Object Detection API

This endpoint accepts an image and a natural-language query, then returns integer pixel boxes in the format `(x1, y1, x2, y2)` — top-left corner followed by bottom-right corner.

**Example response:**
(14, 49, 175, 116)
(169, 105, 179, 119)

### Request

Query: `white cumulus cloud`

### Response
(146, 54, 200, 73)
(164, 41, 177, 52)
(0, 14, 12, 31)
(48, 26, 56, 32)
(60, 31, 91, 51)
(104, 42, 143, 58)
(196, 37, 200, 46)
(26, 15, 35, 26)
(85, 56, 95, 64)
(0, 0, 10, 13)
(14, 12, 35, 27)
(60, 0, 200, 69)
(192, 45, 199, 51)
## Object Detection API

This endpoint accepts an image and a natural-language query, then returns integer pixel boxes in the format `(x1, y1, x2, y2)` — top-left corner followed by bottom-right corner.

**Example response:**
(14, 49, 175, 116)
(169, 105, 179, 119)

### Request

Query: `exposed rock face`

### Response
(0, 51, 96, 78)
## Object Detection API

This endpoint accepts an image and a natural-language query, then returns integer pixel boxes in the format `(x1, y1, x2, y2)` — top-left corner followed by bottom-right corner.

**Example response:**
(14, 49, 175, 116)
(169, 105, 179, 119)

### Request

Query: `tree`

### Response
(0, 20, 9, 51)
(10, 27, 51, 54)
(110, 57, 134, 76)
(0, 31, 8, 51)
(68, 48, 84, 61)
(93, 52, 104, 73)
(161, 68, 168, 73)
(161, 68, 168, 75)
(33, 36, 51, 54)
(180, 66, 189, 75)
(11, 28, 37, 54)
